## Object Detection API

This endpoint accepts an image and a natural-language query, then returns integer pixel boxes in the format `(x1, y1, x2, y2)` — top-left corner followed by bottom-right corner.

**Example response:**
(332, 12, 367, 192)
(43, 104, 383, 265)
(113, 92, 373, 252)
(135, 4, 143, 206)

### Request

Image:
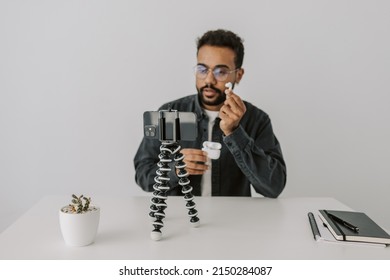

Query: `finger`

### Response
(224, 88, 232, 98)
(224, 90, 245, 107)
(182, 153, 208, 163)
(224, 102, 246, 121)
(225, 93, 245, 112)
(185, 168, 207, 175)
(185, 162, 208, 175)
(181, 148, 207, 157)
(220, 104, 241, 122)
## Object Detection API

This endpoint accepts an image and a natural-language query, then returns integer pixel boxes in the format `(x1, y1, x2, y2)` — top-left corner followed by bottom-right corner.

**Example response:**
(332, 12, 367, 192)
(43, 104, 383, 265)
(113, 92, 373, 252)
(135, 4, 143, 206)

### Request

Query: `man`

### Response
(134, 29, 286, 198)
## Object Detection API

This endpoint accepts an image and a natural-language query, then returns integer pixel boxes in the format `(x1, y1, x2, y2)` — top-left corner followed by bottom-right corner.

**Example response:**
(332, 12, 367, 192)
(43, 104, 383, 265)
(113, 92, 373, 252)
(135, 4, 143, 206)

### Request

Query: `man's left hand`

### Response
(219, 89, 246, 136)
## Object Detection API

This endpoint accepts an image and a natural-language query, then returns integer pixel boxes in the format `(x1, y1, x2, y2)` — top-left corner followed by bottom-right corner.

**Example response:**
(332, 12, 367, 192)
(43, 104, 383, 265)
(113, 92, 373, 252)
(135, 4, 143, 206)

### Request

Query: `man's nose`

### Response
(204, 69, 217, 85)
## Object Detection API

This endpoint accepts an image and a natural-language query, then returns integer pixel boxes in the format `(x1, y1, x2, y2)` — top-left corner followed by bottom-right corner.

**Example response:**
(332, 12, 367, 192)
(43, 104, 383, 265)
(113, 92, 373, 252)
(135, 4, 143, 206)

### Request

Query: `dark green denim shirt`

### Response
(134, 94, 286, 197)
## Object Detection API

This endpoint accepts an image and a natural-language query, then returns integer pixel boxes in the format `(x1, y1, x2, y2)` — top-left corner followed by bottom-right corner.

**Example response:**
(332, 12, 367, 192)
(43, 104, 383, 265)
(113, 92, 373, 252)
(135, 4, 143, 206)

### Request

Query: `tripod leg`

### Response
(149, 143, 172, 240)
(174, 150, 200, 227)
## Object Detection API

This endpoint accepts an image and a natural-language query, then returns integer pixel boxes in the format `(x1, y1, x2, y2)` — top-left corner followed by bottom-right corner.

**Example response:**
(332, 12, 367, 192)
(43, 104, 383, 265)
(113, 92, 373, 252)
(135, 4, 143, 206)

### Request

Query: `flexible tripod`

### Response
(148, 110, 200, 241)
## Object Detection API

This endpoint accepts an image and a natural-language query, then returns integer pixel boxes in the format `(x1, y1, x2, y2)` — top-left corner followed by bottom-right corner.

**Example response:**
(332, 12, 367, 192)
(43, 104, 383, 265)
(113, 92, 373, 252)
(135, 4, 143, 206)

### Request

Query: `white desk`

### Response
(0, 195, 389, 259)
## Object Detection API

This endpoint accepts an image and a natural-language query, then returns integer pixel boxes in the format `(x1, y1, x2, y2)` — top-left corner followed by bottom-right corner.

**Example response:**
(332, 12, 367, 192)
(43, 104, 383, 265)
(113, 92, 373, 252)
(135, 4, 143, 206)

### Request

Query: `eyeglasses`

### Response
(194, 64, 239, 82)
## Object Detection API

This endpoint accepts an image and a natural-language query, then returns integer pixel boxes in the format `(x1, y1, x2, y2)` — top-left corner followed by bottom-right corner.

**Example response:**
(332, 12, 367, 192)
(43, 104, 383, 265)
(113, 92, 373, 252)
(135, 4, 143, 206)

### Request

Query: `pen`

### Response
(327, 213, 359, 232)
(308, 212, 321, 241)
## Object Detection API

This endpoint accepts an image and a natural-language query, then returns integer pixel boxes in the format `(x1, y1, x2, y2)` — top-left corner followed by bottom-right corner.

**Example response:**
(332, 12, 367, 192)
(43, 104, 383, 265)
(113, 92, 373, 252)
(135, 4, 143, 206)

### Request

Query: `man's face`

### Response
(196, 45, 243, 111)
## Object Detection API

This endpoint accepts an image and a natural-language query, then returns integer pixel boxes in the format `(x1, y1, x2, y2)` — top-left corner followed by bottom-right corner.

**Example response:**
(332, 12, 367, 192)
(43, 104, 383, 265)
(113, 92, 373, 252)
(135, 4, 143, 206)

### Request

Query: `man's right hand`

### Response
(180, 148, 208, 175)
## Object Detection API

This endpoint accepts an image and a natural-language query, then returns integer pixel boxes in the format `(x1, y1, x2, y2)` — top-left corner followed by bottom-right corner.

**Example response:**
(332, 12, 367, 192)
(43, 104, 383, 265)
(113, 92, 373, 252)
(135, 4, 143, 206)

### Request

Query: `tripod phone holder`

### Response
(143, 109, 200, 241)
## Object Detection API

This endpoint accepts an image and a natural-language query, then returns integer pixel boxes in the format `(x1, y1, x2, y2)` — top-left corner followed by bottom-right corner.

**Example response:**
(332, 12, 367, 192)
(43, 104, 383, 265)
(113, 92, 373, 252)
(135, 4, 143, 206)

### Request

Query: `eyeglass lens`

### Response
(195, 65, 232, 82)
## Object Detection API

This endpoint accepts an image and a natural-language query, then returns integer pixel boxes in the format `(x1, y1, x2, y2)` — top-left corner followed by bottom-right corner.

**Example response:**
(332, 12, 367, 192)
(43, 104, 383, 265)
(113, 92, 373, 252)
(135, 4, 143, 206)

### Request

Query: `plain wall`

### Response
(1, 0, 389, 232)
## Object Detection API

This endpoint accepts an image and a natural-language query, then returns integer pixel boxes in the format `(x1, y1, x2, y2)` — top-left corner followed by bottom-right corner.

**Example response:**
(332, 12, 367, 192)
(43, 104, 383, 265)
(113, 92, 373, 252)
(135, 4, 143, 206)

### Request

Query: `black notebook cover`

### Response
(318, 210, 390, 244)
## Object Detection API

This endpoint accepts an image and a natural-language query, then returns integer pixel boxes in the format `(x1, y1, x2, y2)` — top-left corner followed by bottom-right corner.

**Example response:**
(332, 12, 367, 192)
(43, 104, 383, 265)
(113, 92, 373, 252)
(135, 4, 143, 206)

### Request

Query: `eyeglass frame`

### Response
(193, 64, 240, 82)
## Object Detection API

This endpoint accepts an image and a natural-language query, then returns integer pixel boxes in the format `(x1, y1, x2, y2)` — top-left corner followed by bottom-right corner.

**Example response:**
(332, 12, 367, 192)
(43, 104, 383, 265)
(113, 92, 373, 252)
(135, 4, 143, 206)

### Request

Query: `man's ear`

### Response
(235, 68, 245, 84)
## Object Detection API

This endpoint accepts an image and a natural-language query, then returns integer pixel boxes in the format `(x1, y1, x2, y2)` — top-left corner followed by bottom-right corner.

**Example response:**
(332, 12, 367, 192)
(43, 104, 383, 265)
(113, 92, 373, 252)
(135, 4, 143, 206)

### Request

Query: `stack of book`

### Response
(317, 210, 390, 245)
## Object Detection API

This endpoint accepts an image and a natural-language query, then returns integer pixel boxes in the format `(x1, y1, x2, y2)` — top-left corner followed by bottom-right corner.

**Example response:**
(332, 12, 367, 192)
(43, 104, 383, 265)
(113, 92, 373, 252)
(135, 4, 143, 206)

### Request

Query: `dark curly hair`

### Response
(196, 29, 245, 69)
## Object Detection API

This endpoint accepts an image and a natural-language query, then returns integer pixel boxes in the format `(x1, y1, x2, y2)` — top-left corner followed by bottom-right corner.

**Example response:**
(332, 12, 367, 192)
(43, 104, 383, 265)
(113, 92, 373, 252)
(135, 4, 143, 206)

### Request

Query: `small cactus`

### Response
(63, 194, 94, 214)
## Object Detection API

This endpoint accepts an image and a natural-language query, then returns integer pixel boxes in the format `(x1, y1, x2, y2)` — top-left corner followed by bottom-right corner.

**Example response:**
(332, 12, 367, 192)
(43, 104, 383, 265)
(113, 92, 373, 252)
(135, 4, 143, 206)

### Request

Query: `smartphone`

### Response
(143, 111, 197, 141)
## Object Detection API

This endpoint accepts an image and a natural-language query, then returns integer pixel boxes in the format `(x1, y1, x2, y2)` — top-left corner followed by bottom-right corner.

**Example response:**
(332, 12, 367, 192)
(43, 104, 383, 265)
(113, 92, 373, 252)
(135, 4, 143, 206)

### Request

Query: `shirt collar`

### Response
(194, 94, 221, 121)
(194, 94, 205, 121)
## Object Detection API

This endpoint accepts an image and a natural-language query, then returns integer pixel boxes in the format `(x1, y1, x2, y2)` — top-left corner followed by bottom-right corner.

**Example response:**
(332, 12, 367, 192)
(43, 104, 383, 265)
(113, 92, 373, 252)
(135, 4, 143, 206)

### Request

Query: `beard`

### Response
(197, 84, 226, 107)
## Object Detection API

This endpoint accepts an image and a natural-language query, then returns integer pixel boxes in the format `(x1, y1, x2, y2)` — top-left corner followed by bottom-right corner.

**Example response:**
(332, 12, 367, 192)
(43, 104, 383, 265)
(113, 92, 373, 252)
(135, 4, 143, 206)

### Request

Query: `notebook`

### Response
(318, 210, 390, 245)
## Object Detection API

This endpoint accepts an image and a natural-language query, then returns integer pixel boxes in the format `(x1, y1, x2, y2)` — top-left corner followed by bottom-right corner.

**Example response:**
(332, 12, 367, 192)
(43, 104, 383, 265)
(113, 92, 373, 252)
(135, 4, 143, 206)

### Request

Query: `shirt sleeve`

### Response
(222, 114, 286, 198)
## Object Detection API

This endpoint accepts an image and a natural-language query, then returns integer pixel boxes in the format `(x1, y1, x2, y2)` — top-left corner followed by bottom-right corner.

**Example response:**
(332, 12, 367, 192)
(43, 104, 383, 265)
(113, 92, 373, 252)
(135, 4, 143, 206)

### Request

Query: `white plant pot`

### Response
(59, 206, 100, 246)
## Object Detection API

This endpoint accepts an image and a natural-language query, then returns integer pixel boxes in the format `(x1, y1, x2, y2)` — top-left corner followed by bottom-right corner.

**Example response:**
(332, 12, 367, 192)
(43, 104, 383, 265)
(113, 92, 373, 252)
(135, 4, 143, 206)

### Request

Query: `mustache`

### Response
(200, 84, 223, 95)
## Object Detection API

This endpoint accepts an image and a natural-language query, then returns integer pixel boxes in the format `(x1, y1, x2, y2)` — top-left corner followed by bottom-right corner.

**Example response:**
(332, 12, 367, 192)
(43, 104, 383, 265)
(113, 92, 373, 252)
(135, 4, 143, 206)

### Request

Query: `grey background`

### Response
(1, 0, 389, 233)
